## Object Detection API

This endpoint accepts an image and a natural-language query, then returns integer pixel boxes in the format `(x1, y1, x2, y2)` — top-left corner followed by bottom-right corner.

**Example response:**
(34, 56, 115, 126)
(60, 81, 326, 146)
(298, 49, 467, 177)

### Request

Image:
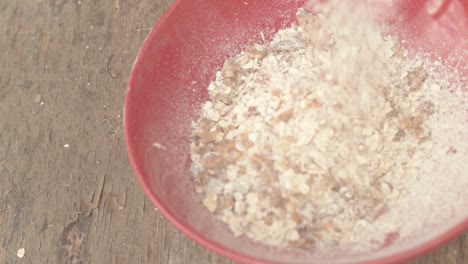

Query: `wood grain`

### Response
(0, 0, 465, 263)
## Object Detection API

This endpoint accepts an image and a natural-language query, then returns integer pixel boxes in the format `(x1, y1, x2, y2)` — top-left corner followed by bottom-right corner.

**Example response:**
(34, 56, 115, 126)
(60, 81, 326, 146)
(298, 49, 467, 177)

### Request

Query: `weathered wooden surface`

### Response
(0, 0, 466, 263)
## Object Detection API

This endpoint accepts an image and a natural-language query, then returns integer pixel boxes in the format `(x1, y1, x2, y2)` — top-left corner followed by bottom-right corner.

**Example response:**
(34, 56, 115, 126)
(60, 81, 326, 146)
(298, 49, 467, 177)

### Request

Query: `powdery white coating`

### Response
(190, 3, 467, 251)
(380, 62, 468, 241)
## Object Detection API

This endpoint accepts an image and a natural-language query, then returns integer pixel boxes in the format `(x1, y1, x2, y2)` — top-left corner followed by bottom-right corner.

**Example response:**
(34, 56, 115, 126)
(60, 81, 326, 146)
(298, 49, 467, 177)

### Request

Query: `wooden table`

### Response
(0, 0, 466, 263)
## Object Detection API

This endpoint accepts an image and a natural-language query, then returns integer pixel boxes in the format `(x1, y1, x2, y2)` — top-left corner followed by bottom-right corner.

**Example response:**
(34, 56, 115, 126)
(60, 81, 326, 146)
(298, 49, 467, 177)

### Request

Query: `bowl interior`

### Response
(125, 0, 468, 263)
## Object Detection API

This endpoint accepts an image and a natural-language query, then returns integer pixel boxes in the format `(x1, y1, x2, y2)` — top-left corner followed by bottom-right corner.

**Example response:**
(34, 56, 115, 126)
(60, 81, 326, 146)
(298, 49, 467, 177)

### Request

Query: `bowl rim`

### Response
(124, 0, 468, 263)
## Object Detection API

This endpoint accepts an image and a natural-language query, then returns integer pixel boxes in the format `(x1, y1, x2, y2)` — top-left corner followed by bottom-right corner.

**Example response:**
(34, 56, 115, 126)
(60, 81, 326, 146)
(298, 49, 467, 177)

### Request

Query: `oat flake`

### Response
(17, 248, 25, 258)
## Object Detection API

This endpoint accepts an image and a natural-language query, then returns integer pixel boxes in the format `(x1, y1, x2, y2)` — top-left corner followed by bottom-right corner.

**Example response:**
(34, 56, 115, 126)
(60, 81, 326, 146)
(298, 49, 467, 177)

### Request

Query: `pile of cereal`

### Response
(190, 3, 467, 250)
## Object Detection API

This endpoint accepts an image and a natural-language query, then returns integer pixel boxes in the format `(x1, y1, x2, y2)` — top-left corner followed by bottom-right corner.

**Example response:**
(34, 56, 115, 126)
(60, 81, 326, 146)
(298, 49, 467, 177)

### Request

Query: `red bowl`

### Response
(124, 0, 468, 263)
